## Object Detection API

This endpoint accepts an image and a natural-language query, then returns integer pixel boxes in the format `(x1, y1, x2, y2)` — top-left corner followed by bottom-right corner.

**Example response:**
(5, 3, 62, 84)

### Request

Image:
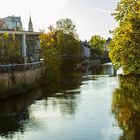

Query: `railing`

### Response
(0, 61, 43, 73)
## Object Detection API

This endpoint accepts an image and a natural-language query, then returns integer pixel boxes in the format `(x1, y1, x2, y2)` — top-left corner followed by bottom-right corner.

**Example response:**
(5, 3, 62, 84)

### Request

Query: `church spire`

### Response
(28, 16, 33, 32)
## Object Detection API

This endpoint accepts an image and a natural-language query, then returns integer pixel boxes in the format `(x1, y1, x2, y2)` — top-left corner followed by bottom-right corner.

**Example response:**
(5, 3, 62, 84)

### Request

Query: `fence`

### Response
(0, 61, 43, 73)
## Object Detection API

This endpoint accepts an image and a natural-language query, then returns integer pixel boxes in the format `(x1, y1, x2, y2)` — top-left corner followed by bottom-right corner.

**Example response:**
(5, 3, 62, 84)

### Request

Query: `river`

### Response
(0, 63, 139, 140)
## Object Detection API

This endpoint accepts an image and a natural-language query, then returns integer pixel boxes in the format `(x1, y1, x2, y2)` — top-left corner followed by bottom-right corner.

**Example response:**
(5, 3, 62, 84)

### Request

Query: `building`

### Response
(0, 16, 41, 63)
(28, 16, 33, 32)
(0, 15, 23, 31)
(81, 40, 91, 59)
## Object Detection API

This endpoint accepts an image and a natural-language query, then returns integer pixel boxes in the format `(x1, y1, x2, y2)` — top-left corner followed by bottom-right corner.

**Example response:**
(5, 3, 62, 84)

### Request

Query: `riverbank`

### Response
(0, 61, 115, 99)
(0, 68, 42, 99)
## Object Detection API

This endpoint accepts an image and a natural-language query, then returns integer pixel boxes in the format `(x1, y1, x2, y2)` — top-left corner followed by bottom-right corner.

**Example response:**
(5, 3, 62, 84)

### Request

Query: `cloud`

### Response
(90, 7, 111, 14)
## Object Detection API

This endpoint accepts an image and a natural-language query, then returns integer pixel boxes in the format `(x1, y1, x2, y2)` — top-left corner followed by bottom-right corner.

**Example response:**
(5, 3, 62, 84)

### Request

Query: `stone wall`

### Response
(0, 68, 42, 98)
(0, 68, 41, 86)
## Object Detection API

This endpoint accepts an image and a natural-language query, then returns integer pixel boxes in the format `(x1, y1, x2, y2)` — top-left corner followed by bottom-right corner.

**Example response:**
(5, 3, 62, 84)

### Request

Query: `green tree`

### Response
(55, 30, 82, 58)
(39, 30, 61, 84)
(56, 18, 78, 39)
(40, 27, 82, 83)
(40, 27, 82, 62)
(108, 0, 140, 75)
(0, 33, 21, 64)
(88, 35, 106, 57)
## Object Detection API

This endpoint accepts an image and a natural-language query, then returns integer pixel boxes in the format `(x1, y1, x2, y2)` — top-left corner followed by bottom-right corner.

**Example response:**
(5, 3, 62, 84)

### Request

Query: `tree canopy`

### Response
(39, 23, 82, 83)
(88, 35, 106, 57)
(40, 30, 82, 61)
(56, 18, 78, 39)
(108, 0, 140, 75)
(0, 33, 21, 64)
(40, 18, 82, 62)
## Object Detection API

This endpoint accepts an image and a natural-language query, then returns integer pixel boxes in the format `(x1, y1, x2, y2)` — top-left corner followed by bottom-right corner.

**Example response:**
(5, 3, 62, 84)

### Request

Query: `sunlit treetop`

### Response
(113, 0, 140, 22)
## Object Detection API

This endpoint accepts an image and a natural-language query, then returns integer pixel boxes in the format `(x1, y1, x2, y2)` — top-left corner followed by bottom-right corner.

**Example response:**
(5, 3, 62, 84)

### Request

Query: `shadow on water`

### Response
(39, 59, 83, 95)
(0, 61, 117, 139)
(0, 90, 42, 139)
(112, 75, 140, 140)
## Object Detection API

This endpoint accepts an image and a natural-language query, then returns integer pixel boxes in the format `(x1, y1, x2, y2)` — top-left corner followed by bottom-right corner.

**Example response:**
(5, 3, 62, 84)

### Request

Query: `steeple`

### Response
(28, 16, 33, 32)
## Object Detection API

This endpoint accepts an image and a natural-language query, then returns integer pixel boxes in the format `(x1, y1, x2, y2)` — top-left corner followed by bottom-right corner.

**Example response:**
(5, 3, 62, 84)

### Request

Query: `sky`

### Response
(0, 0, 119, 40)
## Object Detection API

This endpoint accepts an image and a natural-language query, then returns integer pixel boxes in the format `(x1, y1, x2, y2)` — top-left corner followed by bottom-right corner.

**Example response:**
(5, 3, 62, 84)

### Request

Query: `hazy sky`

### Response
(0, 0, 119, 40)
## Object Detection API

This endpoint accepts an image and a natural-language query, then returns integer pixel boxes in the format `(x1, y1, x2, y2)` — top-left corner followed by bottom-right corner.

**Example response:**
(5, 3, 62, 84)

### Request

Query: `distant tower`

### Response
(28, 16, 33, 32)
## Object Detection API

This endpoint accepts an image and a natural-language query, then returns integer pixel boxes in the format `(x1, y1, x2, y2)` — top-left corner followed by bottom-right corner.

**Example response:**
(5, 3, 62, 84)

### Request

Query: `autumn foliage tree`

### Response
(39, 19, 82, 82)
(108, 0, 140, 75)
(40, 18, 82, 62)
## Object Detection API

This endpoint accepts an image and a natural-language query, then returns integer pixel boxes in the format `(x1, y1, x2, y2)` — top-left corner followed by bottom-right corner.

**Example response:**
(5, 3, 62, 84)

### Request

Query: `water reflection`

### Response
(90, 64, 116, 76)
(0, 93, 34, 139)
(39, 59, 82, 94)
(0, 63, 119, 140)
(0, 91, 81, 139)
(0, 61, 82, 139)
(112, 75, 140, 140)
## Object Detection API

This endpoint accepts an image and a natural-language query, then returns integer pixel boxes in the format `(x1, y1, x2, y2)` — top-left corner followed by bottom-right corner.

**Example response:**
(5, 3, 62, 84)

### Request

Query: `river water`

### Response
(0, 64, 139, 140)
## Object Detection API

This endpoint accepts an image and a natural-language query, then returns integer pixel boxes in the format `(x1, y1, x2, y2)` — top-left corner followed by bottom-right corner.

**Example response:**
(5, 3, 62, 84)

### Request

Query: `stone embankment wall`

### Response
(0, 68, 41, 87)
(0, 68, 42, 99)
